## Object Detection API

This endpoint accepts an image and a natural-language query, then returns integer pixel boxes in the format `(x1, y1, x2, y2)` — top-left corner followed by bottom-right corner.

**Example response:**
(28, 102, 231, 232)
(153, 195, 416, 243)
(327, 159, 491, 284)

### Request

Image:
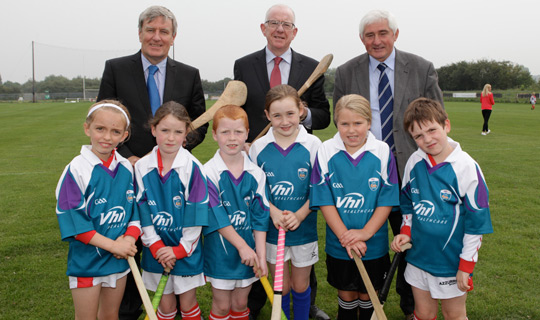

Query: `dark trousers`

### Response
(388, 210, 415, 315)
(482, 109, 492, 132)
(119, 239, 143, 320)
(248, 265, 318, 317)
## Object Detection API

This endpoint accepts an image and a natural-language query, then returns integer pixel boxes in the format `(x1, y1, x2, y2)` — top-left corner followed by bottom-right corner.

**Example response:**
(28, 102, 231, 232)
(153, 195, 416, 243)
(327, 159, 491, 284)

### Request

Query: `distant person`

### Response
(234, 4, 330, 319)
(204, 105, 270, 320)
(333, 9, 444, 319)
(55, 101, 140, 320)
(250, 85, 322, 320)
(135, 102, 209, 320)
(97, 6, 208, 318)
(530, 92, 536, 110)
(392, 97, 493, 320)
(311, 94, 398, 319)
(480, 84, 495, 135)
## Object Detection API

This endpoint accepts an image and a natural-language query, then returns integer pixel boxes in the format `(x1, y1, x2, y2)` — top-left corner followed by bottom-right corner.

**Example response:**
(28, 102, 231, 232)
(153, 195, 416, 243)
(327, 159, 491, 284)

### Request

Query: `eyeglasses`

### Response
(265, 20, 296, 31)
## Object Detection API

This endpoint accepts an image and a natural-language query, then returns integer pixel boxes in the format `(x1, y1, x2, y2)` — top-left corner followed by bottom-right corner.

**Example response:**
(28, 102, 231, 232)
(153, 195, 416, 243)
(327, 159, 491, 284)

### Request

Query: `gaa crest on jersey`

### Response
(440, 190, 452, 202)
(126, 190, 135, 203)
(368, 177, 379, 191)
(244, 195, 251, 207)
(298, 168, 308, 180)
(173, 195, 183, 209)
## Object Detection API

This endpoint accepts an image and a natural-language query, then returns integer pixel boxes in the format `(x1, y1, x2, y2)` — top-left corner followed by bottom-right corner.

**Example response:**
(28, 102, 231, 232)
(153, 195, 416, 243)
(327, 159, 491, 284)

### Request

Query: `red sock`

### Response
(230, 308, 250, 320)
(181, 303, 202, 320)
(157, 308, 177, 320)
(413, 311, 437, 320)
(209, 310, 230, 320)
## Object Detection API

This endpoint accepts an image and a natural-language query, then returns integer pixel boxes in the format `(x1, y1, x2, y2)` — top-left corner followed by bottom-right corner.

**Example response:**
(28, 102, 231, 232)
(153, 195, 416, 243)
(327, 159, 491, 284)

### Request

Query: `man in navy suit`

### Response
(97, 6, 207, 319)
(234, 4, 330, 143)
(333, 10, 444, 320)
(98, 6, 207, 167)
(235, 6, 330, 319)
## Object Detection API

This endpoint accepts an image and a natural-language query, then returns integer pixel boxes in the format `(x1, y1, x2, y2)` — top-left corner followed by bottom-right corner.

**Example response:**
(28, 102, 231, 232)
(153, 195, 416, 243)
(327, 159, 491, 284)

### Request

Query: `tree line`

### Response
(1, 59, 538, 96)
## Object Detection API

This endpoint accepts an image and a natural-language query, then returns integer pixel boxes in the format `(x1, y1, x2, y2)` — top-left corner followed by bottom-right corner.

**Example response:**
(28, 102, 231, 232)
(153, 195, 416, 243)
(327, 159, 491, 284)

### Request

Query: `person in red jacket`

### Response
(480, 84, 495, 135)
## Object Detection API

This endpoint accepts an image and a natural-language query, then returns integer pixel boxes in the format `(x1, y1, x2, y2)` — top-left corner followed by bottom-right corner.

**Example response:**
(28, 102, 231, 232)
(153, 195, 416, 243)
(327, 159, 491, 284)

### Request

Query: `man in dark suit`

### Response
(97, 6, 207, 319)
(234, 5, 331, 320)
(333, 9, 444, 320)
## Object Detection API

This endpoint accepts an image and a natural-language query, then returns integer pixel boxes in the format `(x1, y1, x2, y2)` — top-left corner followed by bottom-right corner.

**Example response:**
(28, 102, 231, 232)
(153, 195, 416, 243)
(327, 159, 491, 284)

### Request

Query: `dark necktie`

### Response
(377, 63, 395, 152)
(270, 57, 283, 88)
(147, 65, 160, 115)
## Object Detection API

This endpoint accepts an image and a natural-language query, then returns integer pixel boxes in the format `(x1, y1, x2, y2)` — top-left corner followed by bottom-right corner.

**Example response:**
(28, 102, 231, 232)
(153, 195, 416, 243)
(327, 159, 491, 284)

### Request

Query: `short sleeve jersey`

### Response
(531, 95, 537, 105)
(311, 132, 399, 260)
(249, 126, 321, 246)
(55, 146, 139, 277)
(401, 138, 493, 277)
(203, 150, 270, 280)
(135, 146, 208, 276)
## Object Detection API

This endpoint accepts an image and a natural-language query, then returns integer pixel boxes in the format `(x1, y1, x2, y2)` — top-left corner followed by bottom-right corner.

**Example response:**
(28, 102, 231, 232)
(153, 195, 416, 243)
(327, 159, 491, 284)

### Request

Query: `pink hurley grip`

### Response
(274, 227, 286, 292)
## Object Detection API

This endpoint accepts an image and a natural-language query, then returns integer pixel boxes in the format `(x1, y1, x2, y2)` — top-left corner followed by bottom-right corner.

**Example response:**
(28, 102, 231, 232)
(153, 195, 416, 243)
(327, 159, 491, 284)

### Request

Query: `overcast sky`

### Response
(1, 0, 539, 84)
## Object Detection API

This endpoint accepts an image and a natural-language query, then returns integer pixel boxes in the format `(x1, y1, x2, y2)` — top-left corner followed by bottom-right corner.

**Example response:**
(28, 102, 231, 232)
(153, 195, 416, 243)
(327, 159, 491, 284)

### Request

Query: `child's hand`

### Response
(345, 241, 367, 259)
(238, 244, 258, 267)
(282, 210, 300, 231)
(270, 209, 286, 229)
(456, 270, 471, 292)
(111, 236, 137, 259)
(256, 254, 268, 278)
(155, 247, 177, 267)
(339, 229, 371, 247)
(390, 234, 411, 252)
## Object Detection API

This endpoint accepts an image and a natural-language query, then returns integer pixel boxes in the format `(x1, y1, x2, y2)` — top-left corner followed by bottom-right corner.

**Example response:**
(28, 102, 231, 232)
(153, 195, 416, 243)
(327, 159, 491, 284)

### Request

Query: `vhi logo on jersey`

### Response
(152, 211, 174, 228)
(298, 168, 308, 180)
(336, 193, 365, 210)
(271, 181, 294, 196)
(230, 210, 247, 229)
(126, 190, 134, 203)
(368, 177, 379, 191)
(440, 189, 452, 202)
(173, 195, 183, 209)
(100, 206, 126, 225)
(413, 200, 435, 218)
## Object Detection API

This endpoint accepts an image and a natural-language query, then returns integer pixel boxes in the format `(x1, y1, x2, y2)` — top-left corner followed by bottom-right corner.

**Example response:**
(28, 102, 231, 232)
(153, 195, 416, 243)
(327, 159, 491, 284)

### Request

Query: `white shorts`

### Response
(206, 276, 258, 290)
(142, 271, 205, 295)
(404, 263, 466, 299)
(69, 269, 130, 289)
(266, 241, 318, 267)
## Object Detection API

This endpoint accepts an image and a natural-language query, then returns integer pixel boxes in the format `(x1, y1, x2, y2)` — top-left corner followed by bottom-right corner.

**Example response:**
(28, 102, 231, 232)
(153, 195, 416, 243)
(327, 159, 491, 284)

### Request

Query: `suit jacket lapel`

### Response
(394, 49, 409, 113)
(356, 53, 371, 100)
(163, 57, 176, 102)
(132, 52, 153, 114)
(288, 50, 303, 89)
(254, 48, 270, 93)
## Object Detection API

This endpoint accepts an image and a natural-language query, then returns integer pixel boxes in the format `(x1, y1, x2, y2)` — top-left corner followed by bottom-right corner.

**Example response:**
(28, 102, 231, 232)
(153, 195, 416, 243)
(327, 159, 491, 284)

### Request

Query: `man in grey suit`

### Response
(235, 5, 330, 320)
(333, 9, 443, 320)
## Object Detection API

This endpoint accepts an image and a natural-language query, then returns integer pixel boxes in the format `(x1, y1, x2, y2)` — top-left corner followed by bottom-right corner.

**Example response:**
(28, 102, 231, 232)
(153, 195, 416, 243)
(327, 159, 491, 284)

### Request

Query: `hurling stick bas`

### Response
(144, 267, 171, 320)
(254, 262, 288, 320)
(370, 243, 412, 320)
(128, 256, 158, 320)
(253, 53, 333, 142)
(191, 80, 247, 130)
(270, 227, 286, 320)
(352, 251, 387, 320)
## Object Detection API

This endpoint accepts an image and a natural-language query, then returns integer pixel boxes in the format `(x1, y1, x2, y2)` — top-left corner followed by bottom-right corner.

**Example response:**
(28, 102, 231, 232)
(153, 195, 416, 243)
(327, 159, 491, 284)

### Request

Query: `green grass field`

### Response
(0, 100, 539, 319)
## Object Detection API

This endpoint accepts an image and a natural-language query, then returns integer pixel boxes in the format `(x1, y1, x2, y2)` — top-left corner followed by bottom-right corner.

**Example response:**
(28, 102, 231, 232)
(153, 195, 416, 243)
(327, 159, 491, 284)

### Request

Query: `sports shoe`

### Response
(309, 305, 330, 320)
(481, 132, 487, 135)
(487, 129, 491, 134)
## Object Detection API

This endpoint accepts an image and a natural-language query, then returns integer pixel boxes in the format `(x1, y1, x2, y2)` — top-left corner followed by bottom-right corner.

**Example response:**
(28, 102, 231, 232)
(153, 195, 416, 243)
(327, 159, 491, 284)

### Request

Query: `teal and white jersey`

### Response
(135, 146, 208, 276)
(249, 126, 321, 246)
(311, 132, 399, 261)
(203, 150, 269, 280)
(401, 138, 493, 277)
(56, 146, 139, 277)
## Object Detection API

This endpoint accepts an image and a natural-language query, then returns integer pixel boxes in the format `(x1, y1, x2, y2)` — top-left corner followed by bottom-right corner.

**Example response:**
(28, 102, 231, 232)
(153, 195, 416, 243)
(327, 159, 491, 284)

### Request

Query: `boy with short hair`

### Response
(391, 97, 493, 320)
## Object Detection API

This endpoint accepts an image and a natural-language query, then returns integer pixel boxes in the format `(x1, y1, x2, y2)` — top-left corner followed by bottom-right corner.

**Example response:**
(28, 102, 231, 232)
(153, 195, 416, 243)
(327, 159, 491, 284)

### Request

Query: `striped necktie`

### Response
(377, 63, 395, 151)
(147, 65, 160, 115)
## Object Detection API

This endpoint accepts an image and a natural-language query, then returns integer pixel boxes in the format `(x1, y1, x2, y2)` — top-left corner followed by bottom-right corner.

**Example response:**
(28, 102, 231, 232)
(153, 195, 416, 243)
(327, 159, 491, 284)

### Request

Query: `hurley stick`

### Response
(253, 54, 334, 142)
(255, 261, 288, 320)
(270, 227, 286, 320)
(191, 80, 247, 130)
(352, 251, 387, 320)
(144, 267, 171, 320)
(128, 256, 158, 320)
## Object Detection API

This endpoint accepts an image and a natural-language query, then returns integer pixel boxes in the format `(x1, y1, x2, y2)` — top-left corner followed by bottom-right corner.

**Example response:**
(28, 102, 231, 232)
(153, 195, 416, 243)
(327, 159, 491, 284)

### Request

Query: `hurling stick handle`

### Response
(144, 267, 171, 320)
(255, 262, 288, 320)
(378, 243, 412, 305)
(352, 252, 387, 320)
(271, 227, 286, 320)
(128, 256, 158, 320)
